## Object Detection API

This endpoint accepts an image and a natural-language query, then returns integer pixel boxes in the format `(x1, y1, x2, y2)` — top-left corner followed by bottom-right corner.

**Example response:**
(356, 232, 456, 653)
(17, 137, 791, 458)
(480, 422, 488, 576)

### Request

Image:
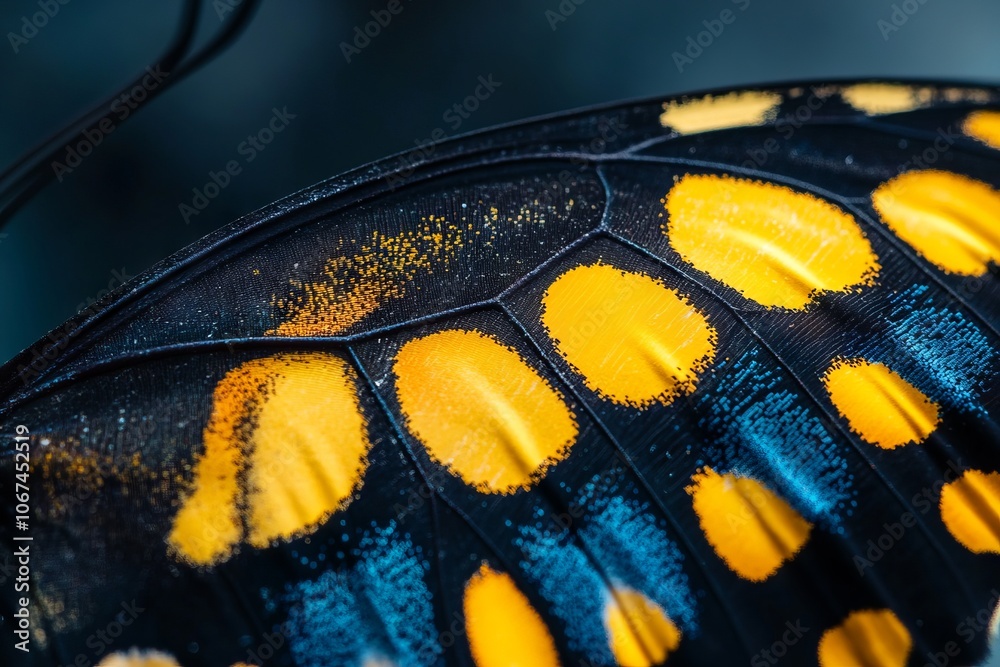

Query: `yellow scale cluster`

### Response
(269, 214, 476, 337)
(268, 195, 572, 337)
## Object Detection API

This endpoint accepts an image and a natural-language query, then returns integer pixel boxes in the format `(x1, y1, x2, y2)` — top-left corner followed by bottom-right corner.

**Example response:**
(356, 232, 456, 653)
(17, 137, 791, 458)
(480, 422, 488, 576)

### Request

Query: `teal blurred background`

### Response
(1, 0, 999, 363)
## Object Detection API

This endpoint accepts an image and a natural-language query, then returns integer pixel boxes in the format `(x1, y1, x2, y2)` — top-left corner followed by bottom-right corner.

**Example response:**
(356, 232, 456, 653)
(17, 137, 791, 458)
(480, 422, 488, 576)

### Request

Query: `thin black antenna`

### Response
(0, 0, 261, 230)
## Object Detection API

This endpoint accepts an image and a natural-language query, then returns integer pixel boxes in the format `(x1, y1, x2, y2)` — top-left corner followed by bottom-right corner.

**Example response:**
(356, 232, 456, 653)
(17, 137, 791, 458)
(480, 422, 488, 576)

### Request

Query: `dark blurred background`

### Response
(1, 0, 998, 364)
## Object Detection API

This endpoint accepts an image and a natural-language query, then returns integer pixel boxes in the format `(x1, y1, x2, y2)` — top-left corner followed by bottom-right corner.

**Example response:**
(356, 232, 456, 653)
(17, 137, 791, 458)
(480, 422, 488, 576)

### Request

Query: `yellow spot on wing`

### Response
(96, 650, 182, 667)
(872, 170, 1000, 275)
(822, 358, 940, 449)
(245, 357, 369, 548)
(393, 329, 577, 494)
(686, 468, 812, 581)
(665, 174, 879, 309)
(940, 469, 1000, 554)
(659, 90, 782, 134)
(840, 84, 993, 114)
(269, 215, 471, 336)
(840, 83, 931, 115)
(463, 563, 559, 667)
(168, 353, 368, 566)
(964, 110, 1000, 150)
(540, 262, 716, 407)
(605, 588, 681, 667)
(818, 609, 912, 667)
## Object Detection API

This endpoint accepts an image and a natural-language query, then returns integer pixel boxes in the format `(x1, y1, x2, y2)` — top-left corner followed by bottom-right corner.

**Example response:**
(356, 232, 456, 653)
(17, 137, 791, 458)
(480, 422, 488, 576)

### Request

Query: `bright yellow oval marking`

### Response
(872, 170, 1000, 275)
(659, 91, 782, 135)
(818, 609, 912, 667)
(605, 588, 681, 667)
(541, 263, 717, 408)
(394, 329, 577, 494)
(168, 353, 368, 566)
(840, 83, 931, 115)
(822, 358, 940, 449)
(464, 563, 560, 667)
(665, 174, 879, 309)
(964, 110, 1000, 150)
(686, 468, 812, 581)
(96, 650, 182, 667)
(940, 469, 1000, 554)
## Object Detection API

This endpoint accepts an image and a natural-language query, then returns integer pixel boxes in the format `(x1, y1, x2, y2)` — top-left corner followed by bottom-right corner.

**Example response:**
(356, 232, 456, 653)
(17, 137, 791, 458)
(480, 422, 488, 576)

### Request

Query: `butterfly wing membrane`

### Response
(2, 81, 1000, 666)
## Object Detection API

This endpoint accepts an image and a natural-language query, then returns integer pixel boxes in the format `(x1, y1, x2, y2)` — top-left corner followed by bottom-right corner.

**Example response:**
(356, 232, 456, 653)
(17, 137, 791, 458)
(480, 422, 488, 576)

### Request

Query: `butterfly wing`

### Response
(2, 81, 1000, 667)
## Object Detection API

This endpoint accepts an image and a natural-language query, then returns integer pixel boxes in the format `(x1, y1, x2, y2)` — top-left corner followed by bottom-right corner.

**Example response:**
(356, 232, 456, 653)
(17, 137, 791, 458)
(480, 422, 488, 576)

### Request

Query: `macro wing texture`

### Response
(3, 81, 1000, 667)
